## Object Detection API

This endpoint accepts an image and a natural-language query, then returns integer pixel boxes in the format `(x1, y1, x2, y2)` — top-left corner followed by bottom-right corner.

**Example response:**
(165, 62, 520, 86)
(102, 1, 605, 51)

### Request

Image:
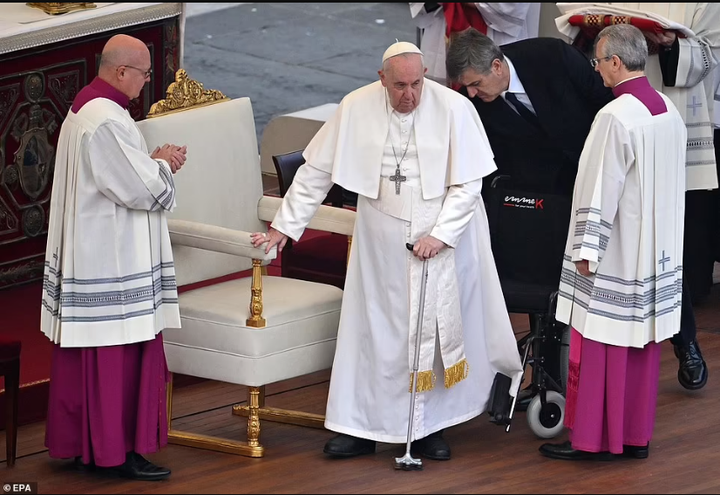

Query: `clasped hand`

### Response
(251, 227, 288, 254)
(412, 235, 446, 261)
(151, 144, 187, 174)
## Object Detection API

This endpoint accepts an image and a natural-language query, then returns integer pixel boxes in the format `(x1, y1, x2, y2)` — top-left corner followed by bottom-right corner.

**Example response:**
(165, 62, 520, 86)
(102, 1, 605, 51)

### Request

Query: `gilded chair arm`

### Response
(257, 195, 356, 235)
(168, 219, 276, 261)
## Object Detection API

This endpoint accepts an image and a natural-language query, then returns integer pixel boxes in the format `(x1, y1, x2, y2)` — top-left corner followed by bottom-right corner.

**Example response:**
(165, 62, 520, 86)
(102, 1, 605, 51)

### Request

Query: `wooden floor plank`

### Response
(2, 288, 718, 493)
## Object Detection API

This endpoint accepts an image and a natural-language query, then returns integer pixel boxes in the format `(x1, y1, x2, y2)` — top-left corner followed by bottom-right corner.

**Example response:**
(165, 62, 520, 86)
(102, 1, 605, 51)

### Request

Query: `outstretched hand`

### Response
(250, 227, 288, 255)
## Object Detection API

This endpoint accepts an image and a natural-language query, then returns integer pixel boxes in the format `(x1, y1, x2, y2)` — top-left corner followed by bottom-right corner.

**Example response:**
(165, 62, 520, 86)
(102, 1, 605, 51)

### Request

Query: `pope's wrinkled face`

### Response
(379, 54, 426, 113)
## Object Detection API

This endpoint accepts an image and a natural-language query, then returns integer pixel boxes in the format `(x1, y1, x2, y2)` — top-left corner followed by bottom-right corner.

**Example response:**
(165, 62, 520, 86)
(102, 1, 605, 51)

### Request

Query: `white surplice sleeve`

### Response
(568, 112, 633, 273)
(271, 163, 334, 241)
(88, 120, 176, 212)
(430, 178, 483, 248)
(660, 3, 720, 88)
(474, 3, 536, 39)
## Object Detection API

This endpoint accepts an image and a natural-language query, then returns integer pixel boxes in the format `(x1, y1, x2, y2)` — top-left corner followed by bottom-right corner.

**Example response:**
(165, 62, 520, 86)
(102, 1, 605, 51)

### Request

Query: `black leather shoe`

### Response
(110, 452, 171, 481)
(674, 340, 708, 390)
(539, 441, 615, 461)
(323, 434, 376, 458)
(411, 430, 451, 461)
(73, 456, 95, 472)
(623, 444, 649, 459)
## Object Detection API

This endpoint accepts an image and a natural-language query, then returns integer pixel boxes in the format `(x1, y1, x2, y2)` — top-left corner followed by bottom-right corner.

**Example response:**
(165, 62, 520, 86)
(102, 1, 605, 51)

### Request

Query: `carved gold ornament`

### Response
(27, 3, 96, 15)
(147, 69, 229, 118)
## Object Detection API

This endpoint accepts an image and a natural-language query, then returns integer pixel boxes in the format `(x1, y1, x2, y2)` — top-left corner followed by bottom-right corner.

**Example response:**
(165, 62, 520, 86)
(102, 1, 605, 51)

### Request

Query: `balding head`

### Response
(98, 34, 152, 99)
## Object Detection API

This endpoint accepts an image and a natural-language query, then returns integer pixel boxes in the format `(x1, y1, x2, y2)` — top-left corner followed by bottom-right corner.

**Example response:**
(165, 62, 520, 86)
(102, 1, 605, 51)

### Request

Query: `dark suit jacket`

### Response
(461, 37, 615, 195)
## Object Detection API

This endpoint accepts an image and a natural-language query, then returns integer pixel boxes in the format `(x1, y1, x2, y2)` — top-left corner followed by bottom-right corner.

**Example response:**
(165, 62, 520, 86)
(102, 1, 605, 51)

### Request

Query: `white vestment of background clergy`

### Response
(556, 2, 720, 191)
(556, 92, 687, 348)
(271, 78, 523, 442)
(41, 98, 181, 348)
(409, 3, 541, 85)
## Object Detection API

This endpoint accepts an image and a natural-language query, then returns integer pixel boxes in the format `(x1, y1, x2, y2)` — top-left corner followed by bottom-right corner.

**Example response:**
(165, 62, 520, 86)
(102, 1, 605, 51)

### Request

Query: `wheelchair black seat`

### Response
(485, 176, 572, 293)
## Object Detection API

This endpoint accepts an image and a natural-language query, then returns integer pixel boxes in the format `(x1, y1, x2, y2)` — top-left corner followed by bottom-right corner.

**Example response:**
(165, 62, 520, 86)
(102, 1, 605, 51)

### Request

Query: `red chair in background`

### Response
(272, 150, 349, 289)
(0, 337, 20, 466)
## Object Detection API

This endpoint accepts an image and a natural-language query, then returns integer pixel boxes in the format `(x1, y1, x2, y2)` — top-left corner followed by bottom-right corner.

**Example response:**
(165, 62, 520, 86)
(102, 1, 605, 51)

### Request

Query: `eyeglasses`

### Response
(590, 56, 613, 68)
(120, 65, 152, 78)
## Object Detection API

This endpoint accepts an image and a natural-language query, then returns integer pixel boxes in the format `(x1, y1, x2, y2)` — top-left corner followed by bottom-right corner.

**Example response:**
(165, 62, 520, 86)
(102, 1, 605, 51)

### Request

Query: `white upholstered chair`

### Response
(135, 70, 355, 458)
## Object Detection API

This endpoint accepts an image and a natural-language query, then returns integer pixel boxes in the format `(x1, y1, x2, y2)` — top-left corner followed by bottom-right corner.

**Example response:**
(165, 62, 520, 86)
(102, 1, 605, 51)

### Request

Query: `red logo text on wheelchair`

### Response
(503, 195, 544, 210)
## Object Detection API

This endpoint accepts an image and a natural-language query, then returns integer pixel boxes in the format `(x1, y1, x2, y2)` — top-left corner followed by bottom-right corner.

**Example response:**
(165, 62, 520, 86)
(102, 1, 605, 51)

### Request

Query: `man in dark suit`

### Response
(446, 29, 613, 196)
(446, 27, 707, 392)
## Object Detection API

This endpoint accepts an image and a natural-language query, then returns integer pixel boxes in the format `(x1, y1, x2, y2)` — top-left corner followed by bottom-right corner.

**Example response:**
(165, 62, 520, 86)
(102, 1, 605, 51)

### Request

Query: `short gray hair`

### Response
(595, 24, 648, 72)
(446, 28, 504, 82)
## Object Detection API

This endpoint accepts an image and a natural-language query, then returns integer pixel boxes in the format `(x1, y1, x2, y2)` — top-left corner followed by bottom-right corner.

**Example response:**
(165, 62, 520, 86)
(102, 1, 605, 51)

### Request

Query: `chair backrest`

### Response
(486, 176, 572, 289)
(136, 75, 265, 286)
(272, 150, 344, 207)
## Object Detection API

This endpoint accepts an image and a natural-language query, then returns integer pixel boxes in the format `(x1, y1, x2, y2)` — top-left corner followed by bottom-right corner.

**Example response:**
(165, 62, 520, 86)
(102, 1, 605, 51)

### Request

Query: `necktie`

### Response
(505, 92, 541, 129)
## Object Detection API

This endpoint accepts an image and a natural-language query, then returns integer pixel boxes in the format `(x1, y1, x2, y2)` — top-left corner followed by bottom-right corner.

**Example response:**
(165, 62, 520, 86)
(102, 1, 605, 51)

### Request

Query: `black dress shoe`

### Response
(110, 452, 171, 481)
(323, 434, 376, 458)
(674, 340, 708, 390)
(411, 430, 451, 461)
(539, 441, 615, 461)
(623, 444, 649, 459)
(73, 456, 96, 472)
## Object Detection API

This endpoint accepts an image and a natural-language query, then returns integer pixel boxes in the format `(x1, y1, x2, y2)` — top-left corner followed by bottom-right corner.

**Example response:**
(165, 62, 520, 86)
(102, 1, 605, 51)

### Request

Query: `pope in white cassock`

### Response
(252, 41, 523, 460)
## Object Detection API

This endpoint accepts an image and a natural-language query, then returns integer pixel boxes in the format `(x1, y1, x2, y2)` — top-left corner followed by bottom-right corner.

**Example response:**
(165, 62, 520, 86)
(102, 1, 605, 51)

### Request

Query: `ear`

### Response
(424, 67, 427, 74)
(379, 70, 387, 87)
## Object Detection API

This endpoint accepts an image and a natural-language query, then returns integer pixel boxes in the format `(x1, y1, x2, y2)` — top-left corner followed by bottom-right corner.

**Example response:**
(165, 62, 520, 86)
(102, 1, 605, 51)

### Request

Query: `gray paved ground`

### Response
(183, 2, 417, 144)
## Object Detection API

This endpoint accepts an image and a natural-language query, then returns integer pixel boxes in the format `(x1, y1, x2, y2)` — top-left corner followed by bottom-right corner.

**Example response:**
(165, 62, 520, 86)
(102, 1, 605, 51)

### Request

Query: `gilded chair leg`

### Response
(232, 384, 326, 429)
(166, 374, 264, 457)
(247, 387, 261, 447)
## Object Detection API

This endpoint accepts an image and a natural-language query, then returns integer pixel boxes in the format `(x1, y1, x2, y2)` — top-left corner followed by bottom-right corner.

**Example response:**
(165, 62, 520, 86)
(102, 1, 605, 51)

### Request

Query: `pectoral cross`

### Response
(389, 166, 406, 195)
(659, 250, 670, 271)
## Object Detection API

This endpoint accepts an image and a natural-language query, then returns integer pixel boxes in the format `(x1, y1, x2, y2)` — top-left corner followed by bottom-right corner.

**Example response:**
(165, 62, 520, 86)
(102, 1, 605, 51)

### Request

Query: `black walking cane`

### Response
(394, 243, 429, 472)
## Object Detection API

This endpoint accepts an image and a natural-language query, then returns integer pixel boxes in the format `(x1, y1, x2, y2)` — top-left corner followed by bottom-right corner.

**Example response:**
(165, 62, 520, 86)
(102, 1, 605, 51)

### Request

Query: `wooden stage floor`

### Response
(2, 282, 719, 493)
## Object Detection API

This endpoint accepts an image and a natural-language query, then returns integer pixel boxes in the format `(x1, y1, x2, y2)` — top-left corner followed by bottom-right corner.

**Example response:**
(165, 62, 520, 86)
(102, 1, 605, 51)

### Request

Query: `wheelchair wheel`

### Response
(527, 391, 565, 439)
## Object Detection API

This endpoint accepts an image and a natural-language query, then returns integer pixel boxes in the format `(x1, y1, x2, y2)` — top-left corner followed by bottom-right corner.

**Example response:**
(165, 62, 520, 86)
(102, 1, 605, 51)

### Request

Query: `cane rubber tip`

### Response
(394, 462, 423, 471)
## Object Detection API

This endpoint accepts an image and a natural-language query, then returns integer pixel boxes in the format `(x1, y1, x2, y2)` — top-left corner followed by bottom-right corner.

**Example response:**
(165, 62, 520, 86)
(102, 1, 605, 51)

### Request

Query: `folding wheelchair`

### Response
(485, 175, 572, 439)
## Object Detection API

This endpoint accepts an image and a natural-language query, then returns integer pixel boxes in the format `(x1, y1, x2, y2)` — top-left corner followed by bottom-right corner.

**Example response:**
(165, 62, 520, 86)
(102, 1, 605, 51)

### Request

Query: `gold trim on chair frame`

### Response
(246, 259, 266, 328)
(158, 82, 347, 455)
(147, 69, 229, 118)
